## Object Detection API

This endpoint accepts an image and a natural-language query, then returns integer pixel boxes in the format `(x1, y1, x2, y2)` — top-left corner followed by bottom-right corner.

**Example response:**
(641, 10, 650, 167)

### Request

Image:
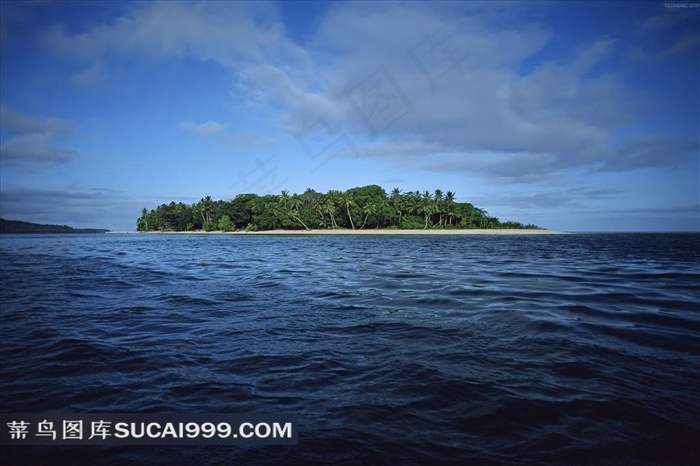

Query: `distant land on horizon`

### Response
(0, 218, 110, 234)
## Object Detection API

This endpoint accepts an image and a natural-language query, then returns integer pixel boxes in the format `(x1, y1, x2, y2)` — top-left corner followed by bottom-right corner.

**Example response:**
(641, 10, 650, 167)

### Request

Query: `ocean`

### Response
(1, 233, 699, 465)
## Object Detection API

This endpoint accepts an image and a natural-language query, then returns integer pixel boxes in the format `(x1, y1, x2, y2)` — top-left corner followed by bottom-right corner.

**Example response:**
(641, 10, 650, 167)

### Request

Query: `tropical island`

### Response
(0, 218, 110, 234)
(137, 185, 545, 233)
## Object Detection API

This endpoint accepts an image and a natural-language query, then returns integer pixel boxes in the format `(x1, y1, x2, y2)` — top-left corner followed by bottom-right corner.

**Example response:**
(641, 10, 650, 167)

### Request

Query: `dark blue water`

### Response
(1, 233, 699, 465)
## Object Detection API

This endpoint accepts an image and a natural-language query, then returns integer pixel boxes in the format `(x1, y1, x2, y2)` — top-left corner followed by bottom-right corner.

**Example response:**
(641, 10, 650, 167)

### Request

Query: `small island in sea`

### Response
(0, 218, 110, 234)
(137, 185, 548, 233)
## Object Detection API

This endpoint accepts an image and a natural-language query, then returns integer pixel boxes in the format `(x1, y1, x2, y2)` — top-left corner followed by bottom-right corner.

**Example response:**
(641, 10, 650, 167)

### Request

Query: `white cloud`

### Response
(630, 33, 700, 62)
(39, 1, 696, 181)
(600, 135, 699, 171)
(0, 105, 74, 135)
(639, 10, 695, 32)
(570, 38, 617, 74)
(474, 186, 623, 210)
(179, 120, 228, 137)
(652, 33, 700, 61)
(0, 133, 76, 163)
(71, 61, 109, 87)
(0, 187, 147, 230)
(0, 106, 77, 165)
(43, 2, 301, 66)
(633, 8, 700, 62)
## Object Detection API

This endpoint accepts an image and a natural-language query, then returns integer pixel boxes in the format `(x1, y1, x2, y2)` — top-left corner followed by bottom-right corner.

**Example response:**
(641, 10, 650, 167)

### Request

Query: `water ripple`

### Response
(1, 233, 699, 465)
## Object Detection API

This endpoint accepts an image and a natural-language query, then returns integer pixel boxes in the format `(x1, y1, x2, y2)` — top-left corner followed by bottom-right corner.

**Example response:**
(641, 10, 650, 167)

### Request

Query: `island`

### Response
(0, 218, 110, 234)
(137, 185, 546, 233)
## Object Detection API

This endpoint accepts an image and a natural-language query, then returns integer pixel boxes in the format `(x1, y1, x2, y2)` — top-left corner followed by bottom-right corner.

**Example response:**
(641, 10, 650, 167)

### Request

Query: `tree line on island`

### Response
(137, 185, 542, 232)
(0, 218, 109, 234)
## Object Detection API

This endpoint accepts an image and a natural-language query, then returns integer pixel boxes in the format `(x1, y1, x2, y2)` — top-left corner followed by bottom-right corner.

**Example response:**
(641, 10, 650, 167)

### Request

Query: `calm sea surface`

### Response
(1, 233, 699, 465)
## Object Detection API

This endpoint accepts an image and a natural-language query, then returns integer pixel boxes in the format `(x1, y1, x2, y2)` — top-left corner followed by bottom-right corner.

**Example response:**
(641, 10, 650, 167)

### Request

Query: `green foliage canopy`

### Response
(136, 185, 542, 232)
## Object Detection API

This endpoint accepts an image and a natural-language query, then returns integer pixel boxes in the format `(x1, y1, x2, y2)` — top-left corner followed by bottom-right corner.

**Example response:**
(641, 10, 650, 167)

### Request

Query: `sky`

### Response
(1, 1, 698, 232)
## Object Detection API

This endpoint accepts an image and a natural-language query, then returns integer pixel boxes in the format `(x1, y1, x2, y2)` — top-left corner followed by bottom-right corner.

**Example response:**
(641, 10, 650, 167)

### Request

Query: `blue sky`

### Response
(1, 0, 698, 232)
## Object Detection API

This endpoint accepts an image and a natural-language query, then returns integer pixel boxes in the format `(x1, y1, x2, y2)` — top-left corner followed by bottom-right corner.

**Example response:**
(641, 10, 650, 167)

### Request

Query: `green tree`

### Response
(250, 195, 283, 230)
(420, 190, 433, 229)
(359, 202, 377, 229)
(303, 188, 327, 229)
(390, 188, 404, 228)
(197, 196, 214, 226)
(323, 195, 339, 229)
(444, 191, 456, 226)
(345, 185, 387, 229)
(289, 194, 310, 230)
(137, 185, 542, 232)
(434, 189, 443, 226)
(217, 215, 235, 231)
(137, 208, 149, 231)
(277, 190, 295, 229)
(340, 193, 356, 229)
(222, 194, 258, 229)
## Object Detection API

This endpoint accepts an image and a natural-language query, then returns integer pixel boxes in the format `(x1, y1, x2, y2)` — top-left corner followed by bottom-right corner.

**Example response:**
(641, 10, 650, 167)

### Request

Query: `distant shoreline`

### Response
(0, 218, 109, 234)
(123, 229, 570, 235)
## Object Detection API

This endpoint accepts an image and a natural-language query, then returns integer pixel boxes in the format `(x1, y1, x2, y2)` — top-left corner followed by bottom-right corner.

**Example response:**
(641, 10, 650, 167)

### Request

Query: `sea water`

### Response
(1, 233, 699, 464)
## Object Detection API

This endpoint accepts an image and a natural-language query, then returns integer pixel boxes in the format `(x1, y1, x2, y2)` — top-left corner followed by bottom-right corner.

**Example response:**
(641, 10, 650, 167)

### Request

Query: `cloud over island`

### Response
(0, 1, 697, 231)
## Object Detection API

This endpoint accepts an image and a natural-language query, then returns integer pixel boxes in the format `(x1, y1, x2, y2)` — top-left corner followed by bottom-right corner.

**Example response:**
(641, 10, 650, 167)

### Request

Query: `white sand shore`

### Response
(133, 229, 570, 235)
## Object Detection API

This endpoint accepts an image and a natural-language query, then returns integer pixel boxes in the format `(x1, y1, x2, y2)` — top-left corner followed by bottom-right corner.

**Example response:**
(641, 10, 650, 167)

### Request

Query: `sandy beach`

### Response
(127, 229, 570, 235)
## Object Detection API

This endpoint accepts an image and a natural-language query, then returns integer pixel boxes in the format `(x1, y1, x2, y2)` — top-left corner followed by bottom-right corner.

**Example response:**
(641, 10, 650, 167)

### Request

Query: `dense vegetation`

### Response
(0, 218, 109, 233)
(137, 185, 541, 232)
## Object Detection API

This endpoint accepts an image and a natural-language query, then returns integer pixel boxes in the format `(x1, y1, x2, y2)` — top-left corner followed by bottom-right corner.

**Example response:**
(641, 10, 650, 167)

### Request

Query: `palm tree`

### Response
(140, 208, 149, 231)
(290, 194, 310, 230)
(359, 202, 377, 229)
(445, 191, 456, 225)
(276, 190, 291, 226)
(280, 190, 290, 205)
(268, 199, 283, 228)
(323, 198, 338, 229)
(420, 190, 433, 229)
(375, 197, 389, 228)
(390, 188, 403, 227)
(434, 189, 443, 225)
(341, 193, 356, 229)
(400, 190, 420, 227)
(309, 194, 327, 229)
(197, 196, 214, 225)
